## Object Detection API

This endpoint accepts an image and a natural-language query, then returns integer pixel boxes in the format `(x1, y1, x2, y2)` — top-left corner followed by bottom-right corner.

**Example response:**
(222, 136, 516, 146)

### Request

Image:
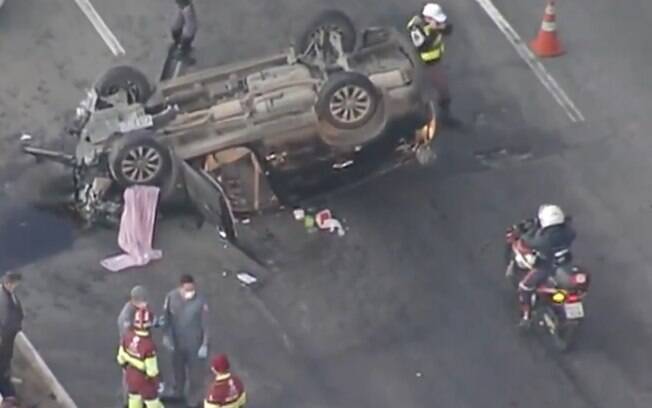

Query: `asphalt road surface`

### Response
(1, 0, 652, 407)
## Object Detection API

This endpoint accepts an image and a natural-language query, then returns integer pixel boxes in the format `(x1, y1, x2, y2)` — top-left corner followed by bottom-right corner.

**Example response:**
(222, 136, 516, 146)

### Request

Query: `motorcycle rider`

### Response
(513, 204, 576, 325)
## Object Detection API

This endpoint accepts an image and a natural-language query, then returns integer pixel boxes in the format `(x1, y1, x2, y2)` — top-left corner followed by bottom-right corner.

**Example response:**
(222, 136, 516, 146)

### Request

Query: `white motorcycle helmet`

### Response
(538, 204, 565, 228)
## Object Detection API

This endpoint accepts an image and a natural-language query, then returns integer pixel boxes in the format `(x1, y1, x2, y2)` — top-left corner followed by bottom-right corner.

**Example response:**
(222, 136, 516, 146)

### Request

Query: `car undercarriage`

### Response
(20, 9, 439, 240)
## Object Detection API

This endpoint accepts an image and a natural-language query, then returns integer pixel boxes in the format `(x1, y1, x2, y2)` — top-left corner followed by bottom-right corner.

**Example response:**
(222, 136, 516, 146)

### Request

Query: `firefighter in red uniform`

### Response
(117, 307, 165, 408)
(204, 354, 246, 408)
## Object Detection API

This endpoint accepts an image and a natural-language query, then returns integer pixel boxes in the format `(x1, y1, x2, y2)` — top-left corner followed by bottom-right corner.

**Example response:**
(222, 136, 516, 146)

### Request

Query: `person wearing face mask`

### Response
(161, 274, 210, 408)
(0, 271, 23, 406)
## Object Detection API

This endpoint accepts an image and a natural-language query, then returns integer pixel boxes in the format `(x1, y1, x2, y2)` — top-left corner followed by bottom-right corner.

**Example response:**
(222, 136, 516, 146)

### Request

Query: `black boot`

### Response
(518, 306, 533, 329)
(438, 99, 461, 127)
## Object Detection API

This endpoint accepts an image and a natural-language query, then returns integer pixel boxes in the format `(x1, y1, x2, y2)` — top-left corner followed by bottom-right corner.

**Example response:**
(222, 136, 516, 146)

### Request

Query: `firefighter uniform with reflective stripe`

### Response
(204, 372, 246, 408)
(117, 329, 164, 408)
(407, 16, 445, 63)
(407, 10, 453, 117)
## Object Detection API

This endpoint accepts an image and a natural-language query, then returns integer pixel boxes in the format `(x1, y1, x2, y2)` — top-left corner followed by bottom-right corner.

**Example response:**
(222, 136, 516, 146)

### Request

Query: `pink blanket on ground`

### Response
(101, 185, 163, 272)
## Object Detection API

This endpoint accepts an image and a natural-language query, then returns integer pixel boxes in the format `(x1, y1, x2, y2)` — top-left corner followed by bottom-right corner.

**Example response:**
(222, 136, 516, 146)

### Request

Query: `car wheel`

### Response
(95, 65, 152, 104)
(108, 131, 173, 190)
(296, 9, 357, 55)
(316, 71, 379, 130)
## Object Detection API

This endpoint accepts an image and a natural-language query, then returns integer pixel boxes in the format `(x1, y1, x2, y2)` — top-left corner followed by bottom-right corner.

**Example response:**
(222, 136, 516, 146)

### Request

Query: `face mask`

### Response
(183, 290, 196, 300)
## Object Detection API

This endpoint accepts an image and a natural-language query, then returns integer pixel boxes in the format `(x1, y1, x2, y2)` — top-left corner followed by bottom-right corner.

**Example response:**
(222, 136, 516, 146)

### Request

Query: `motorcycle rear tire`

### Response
(552, 320, 579, 352)
(537, 306, 579, 352)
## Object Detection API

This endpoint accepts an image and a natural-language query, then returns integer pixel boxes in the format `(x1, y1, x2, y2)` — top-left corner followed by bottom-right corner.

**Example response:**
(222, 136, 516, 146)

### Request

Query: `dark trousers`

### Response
(424, 62, 451, 111)
(171, 5, 197, 50)
(518, 265, 552, 307)
(0, 333, 17, 398)
(170, 348, 206, 406)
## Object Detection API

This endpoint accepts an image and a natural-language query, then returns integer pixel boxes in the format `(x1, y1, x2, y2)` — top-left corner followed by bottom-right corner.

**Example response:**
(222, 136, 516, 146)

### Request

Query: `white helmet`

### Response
(422, 3, 447, 23)
(538, 204, 565, 228)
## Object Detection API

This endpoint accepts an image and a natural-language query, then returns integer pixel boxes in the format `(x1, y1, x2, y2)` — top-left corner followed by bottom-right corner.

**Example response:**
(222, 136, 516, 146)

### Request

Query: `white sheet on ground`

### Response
(101, 185, 162, 272)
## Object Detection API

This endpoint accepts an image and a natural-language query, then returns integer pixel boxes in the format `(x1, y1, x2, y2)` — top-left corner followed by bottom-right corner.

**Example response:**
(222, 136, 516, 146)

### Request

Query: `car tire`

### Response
(316, 71, 380, 130)
(108, 130, 174, 190)
(296, 9, 357, 54)
(95, 65, 152, 104)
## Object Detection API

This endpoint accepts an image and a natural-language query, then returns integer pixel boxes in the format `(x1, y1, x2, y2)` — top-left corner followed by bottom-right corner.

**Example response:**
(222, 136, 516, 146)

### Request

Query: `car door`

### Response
(180, 160, 237, 242)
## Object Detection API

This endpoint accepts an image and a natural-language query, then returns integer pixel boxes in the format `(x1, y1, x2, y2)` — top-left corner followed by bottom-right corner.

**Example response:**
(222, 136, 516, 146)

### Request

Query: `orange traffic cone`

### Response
(529, 0, 565, 58)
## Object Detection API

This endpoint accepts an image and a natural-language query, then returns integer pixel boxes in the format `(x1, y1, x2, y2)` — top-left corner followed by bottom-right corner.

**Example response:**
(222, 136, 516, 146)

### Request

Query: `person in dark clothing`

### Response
(516, 204, 576, 325)
(0, 271, 23, 403)
(171, 0, 198, 64)
(161, 274, 210, 408)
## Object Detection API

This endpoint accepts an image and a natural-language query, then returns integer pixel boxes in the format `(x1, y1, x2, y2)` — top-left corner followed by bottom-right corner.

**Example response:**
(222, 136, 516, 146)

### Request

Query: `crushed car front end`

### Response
(22, 85, 177, 226)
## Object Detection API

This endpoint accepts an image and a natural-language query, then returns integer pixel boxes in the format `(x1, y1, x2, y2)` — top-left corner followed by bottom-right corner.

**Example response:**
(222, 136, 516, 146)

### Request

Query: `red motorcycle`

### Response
(504, 220, 591, 351)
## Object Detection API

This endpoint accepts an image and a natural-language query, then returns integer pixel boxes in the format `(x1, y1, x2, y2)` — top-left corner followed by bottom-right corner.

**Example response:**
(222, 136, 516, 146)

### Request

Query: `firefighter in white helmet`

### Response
(407, 3, 456, 124)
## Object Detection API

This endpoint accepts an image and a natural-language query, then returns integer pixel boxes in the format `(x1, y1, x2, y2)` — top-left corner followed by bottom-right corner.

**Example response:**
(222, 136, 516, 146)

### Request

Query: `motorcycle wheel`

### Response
(537, 306, 579, 352)
(551, 320, 579, 352)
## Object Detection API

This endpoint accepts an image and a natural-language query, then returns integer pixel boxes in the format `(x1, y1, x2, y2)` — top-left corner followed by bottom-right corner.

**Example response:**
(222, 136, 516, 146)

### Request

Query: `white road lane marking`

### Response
(473, 0, 585, 122)
(73, 0, 126, 56)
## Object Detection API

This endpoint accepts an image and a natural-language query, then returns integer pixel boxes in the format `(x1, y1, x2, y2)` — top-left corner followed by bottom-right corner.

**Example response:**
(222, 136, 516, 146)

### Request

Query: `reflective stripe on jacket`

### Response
(204, 373, 246, 408)
(407, 16, 445, 63)
(204, 395, 246, 408)
(116, 330, 160, 378)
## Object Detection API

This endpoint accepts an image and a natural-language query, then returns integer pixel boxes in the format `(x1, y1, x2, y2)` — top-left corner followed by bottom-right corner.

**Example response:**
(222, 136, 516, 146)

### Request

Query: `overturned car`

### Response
(22, 10, 438, 240)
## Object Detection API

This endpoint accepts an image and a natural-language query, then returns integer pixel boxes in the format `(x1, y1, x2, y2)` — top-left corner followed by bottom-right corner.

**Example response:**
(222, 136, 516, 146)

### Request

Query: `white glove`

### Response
(197, 344, 208, 359)
(162, 335, 175, 351)
(153, 315, 166, 328)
